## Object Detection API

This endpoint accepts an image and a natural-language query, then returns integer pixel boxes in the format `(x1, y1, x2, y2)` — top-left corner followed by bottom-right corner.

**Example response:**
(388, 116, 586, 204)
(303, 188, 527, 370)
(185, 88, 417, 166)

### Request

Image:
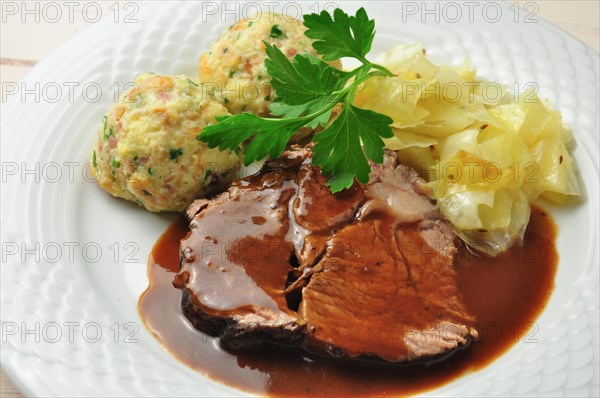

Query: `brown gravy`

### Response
(139, 205, 557, 397)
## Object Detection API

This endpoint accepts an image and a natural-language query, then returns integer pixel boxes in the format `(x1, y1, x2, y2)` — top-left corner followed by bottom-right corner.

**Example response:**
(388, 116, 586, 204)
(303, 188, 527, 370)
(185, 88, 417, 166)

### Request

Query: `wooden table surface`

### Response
(1, 1, 598, 397)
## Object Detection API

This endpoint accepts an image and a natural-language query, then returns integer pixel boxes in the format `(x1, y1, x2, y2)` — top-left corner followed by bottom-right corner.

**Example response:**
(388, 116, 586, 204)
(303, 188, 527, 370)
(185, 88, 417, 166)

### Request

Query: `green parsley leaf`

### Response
(200, 114, 307, 165)
(265, 43, 348, 105)
(198, 7, 394, 192)
(303, 7, 375, 63)
(92, 150, 97, 168)
(312, 104, 393, 192)
(102, 116, 115, 141)
(169, 148, 183, 160)
(269, 25, 285, 38)
(268, 94, 338, 128)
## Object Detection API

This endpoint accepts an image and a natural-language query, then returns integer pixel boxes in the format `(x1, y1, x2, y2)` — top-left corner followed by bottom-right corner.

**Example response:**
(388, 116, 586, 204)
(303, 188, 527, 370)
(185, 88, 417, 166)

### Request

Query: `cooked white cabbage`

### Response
(355, 44, 581, 255)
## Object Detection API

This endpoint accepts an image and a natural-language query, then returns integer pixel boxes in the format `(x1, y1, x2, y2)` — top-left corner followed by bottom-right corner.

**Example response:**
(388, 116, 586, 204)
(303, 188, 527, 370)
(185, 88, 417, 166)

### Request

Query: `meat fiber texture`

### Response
(173, 147, 478, 365)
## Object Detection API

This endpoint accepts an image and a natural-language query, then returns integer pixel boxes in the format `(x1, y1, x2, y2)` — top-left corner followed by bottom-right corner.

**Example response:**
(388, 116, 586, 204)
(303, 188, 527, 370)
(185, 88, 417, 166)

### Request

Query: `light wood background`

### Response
(1, 1, 598, 397)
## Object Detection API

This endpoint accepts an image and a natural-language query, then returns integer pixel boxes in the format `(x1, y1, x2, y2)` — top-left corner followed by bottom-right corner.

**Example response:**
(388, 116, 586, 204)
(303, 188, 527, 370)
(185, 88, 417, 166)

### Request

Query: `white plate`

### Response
(1, 1, 598, 396)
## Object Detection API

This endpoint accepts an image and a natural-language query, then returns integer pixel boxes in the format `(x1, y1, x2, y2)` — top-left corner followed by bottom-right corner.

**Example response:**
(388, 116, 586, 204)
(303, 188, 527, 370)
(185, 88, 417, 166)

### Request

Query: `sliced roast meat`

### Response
(175, 148, 478, 364)
(289, 161, 365, 270)
(174, 160, 304, 349)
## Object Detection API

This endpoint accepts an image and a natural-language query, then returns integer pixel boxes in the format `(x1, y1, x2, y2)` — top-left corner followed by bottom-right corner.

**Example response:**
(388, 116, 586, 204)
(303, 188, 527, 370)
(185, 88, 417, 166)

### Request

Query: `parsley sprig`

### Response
(199, 7, 394, 192)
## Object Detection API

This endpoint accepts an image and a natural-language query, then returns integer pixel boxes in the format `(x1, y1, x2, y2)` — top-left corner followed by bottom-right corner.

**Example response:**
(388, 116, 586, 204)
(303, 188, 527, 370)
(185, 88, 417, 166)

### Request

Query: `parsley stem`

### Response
(355, 53, 393, 77)
(370, 63, 394, 77)
(251, 69, 388, 127)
